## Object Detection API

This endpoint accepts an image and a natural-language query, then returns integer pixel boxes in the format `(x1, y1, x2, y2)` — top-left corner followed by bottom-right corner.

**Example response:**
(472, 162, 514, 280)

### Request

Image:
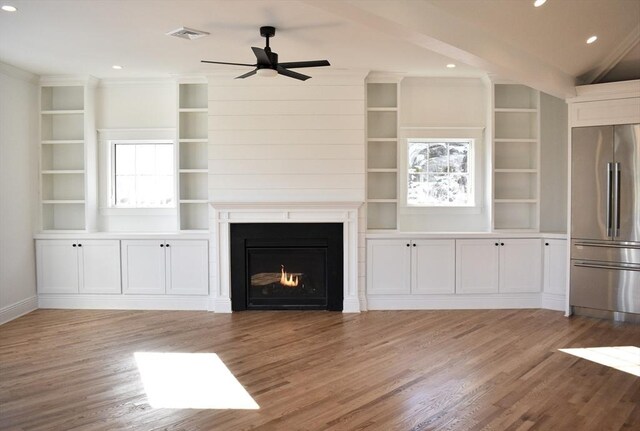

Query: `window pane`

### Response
(427, 173, 449, 204)
(448, 142, 469, 173)
(115, 144, 135, 175)
(113, 142, 174, 208)
(135, 145, 157, 176)
(408, 143, 429, 172)
(428, 143, 448, 173)
(408, 173, 426, 204)
(449, 174, 469, 205)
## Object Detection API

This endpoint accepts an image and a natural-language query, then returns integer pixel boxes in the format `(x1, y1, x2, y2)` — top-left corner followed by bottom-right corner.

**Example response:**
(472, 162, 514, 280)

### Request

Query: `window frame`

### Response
(108, 139, 176, 210)
(399, 129, 484, 215)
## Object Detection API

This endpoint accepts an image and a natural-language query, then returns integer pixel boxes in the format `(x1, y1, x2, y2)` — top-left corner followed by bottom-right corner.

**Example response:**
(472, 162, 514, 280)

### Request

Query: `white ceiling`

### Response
(0, 0, 638, 97)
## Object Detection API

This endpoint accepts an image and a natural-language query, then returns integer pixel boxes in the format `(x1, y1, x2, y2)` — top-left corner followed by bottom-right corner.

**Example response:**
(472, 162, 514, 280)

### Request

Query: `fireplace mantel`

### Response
(209, 202, 363, 313)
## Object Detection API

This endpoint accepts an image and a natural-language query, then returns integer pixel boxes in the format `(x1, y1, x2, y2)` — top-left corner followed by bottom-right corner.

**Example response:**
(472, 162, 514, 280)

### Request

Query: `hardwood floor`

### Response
(1, 309, 639, 430)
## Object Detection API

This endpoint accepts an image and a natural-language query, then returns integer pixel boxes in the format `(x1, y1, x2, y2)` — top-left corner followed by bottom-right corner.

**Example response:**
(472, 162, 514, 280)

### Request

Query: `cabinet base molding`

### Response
(0, 296, 38, 325)
(541, 293, 566, 311)
(366, 294, 541, 310)
(38, 294, 209, 311)
(211, 298, 232, 313)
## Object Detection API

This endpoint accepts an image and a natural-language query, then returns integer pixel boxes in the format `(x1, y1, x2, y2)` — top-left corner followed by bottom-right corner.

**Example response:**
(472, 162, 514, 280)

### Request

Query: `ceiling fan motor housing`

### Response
(260, 26, 276, 38)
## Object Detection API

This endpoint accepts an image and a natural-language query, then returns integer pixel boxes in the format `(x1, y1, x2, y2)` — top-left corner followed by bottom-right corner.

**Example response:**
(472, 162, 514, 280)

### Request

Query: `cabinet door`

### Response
(78, 240, 121, 294)
(412, 240, 455, 294)
(121, 240, 166, 294)
(165, 240, 209, 295)
(543, 239, 567, 295)
(36, 240, 79, 293)
(499, 239, 542, 293)
(367, 239, 411, 294)
(456, 240, 499, 294)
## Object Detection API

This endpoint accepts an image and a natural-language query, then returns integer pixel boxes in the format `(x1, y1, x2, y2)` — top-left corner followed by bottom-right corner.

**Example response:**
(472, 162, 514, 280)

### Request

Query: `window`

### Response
(112, 141, 174, 208)
(407, 139, 473, 207)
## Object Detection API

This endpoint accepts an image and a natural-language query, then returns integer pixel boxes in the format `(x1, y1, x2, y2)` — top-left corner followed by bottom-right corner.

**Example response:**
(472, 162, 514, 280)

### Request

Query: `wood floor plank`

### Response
(1, 309, 639, 430)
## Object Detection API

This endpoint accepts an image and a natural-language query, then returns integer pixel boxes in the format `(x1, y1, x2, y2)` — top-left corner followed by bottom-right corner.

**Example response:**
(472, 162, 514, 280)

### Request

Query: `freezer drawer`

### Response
(570, 260, 640, 314)
(571, 240, 640, 265)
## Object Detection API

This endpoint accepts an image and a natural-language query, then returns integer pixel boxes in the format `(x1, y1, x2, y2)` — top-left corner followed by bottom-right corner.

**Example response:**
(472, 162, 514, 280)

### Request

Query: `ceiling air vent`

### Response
(166, 27, 210, 40)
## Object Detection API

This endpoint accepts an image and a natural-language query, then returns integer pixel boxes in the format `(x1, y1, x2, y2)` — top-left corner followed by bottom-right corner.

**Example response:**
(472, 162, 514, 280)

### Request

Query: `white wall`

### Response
(0, 63, 39, 323)
(398, 77, 489, 232)
(207, 75, 366, 202)
(96, 80, 177, 231)
(539, 92, 568, 232)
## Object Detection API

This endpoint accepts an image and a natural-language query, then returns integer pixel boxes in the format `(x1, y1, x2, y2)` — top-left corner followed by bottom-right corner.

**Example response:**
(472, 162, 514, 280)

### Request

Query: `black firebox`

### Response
(230, 223, 343, 311)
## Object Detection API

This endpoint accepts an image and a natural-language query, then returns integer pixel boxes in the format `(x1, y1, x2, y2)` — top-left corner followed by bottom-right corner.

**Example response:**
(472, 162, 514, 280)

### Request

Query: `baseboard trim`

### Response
(343, 297, 361, 313)
(38, 294, 209, 311)
(366, 294, 542, 310)
(541, 293, 566, 311)
(212, 298, 232, 313)
(0, 296, 38, 325)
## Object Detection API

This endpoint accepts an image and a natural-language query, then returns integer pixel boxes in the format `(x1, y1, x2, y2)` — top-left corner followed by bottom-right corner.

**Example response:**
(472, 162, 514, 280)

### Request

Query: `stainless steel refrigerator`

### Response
(570, 124, 640, 319)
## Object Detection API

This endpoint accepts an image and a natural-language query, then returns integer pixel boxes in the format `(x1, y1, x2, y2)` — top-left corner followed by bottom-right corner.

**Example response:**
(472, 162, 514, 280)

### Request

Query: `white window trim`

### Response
(98, 129, 177, 216)
(399, 128, 485, 215)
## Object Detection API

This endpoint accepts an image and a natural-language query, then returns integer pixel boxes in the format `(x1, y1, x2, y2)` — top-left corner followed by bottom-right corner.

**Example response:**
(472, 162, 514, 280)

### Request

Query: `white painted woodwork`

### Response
(121, 240, 166, 294)
(411, 239, 455, 294)
(211, 202, 362, 313)
(366, 239, 411, 294)
(498, 239, 541, 293)
(543, 239, 567, 296)
(207, 77, 365, 204)
(78, 240, 121, 294)
(36, 240, 79, 294)
(568, 80, 640, 127)
(165, 240, 208, 295)
(456, 240, 500, 294)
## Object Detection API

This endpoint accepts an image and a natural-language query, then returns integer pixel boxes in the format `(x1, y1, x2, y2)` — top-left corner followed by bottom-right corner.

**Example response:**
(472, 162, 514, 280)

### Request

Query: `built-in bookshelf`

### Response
(39, 80, 96, 231)
(492, 83, 540, 231)
(366, 81, 400, 231)
(177, 82, 209, 231)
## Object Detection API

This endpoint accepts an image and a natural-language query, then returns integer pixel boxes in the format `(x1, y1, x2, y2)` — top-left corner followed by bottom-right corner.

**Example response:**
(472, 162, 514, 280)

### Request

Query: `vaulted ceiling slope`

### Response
(0, 0, 638, 98)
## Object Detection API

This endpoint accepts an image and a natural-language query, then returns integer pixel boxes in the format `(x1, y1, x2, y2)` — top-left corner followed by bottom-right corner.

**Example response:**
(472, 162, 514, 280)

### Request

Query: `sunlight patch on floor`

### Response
(134, 352, 260, 409)
(559, 346, 640, 376)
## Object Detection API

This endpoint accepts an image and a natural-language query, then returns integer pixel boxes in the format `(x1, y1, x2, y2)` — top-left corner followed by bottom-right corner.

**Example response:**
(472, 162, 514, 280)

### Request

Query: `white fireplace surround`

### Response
(210, 202, 363, 313)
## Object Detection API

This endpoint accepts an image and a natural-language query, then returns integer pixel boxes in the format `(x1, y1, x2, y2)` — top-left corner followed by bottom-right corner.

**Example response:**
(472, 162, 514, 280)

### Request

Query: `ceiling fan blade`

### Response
(278, 60, 330, 69)
(277, 66, 311, 81)
(251, 47, 272, 65)
(201, 60, 256, 67)
(235, 69, 257, 79)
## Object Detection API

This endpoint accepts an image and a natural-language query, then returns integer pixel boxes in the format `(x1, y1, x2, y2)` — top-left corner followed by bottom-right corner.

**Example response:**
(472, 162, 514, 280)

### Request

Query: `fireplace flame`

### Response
(280, 265, 299, 287)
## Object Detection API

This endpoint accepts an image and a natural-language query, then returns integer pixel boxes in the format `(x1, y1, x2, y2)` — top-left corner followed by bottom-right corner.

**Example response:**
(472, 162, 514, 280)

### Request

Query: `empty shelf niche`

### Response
(494, 202, 537, 230)
(41, 144, 84, 171)
(179, 141, 208, 170)
(368, 171, 397, 200)
(367, 83, 397, 108)
(368, 140, 397, 169)
(41, 86, 84, 111)
(179, 112, 207, 140)
(495, 111, 538, 140)
(180, 203, 209, 230)
(494, 141, 537, 170)
(42, 173, 85, 201)
(179, 84, 208, 110)
(42, 203, 85, 230)
(494, 84, 538, 110)
(367, 111, 397, 139)
(179, 172, 208, 201)
(367, 202, 397, 230)
(41, 114, 84, 141)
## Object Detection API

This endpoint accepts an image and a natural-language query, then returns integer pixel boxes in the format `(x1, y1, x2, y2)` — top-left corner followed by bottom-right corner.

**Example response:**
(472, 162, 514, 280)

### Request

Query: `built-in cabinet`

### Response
(36, 240, 121, 294)
(543, 239, 567, 296)
(39, 79, 97, 231)
(457, 239, 541, 293)
(121, 240, 208, 295)
(492, 83, 540, 231)
(367, 239, 455, 294)
(366, 79, 400, 231)
(177, 81, 209, 231)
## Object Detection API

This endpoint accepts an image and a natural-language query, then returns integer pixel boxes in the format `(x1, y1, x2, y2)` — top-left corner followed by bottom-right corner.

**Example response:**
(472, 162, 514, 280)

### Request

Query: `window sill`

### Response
(100, 207, 177, 216)
(400, 205, 483, 215)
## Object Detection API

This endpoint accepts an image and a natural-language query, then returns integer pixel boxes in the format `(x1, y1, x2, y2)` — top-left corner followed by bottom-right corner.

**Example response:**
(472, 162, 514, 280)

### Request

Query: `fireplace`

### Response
(230, 223, 343, 311)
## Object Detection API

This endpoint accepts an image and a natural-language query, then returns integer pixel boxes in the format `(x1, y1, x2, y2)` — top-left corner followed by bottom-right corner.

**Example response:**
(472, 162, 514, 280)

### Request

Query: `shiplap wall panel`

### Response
(208, 76, 365, 203)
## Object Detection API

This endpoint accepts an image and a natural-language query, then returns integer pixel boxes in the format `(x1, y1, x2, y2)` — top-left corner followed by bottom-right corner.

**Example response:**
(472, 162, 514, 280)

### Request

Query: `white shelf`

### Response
(494, 108, 537, 113)
(42, 200, 86, 204)
(368, 138, 398, 142)
(179, 199, 208, 204)
(179, 169, 208, 174)
(179, 138, 208, 143)
(367, 107, 398, 112)
(494, 199, 538, 203)
(368, 199, 398, 203)
(41, 110, 84, 115)
(494, 138, 537, 143)
(367, 168, 398, 173)
(179, 108, 208, 113)
(494, 169, 537, 173)
(41, 140, 84, 145)
(41, 170, 85, 174)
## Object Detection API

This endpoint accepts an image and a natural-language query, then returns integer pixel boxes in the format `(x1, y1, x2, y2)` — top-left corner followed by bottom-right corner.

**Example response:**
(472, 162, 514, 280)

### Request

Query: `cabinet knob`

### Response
(500, 242, 505, 246)
(78, 244, 82, 247)
(545, 242, 549, 246)
(166, 244, 170, 247)
(72, 244, 76, 247)
(160, 244, 164, 247)
(495, 242, 499, 246)
(413, 243, 416, 247)
(406, 243, 410, 247)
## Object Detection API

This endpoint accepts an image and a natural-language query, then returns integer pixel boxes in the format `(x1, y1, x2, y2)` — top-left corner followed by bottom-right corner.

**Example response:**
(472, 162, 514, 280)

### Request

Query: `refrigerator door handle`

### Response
(614, 162, 621, 238)
(606, 162, 613, 238)
(574, 261, 640, 272)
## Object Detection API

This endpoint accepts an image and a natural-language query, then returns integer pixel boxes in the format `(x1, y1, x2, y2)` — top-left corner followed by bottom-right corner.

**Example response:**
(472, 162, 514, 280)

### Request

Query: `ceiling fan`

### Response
(201, 26, 330, 81)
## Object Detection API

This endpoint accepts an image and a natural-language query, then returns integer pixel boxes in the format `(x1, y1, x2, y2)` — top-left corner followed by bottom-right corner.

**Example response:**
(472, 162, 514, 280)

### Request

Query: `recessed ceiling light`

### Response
(1, 5, 17, 12)
(533, 0, 547, 7)
(446, 63, 456, 68)
(586, 35, 598, 44)
(112, 65, 123, 70)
